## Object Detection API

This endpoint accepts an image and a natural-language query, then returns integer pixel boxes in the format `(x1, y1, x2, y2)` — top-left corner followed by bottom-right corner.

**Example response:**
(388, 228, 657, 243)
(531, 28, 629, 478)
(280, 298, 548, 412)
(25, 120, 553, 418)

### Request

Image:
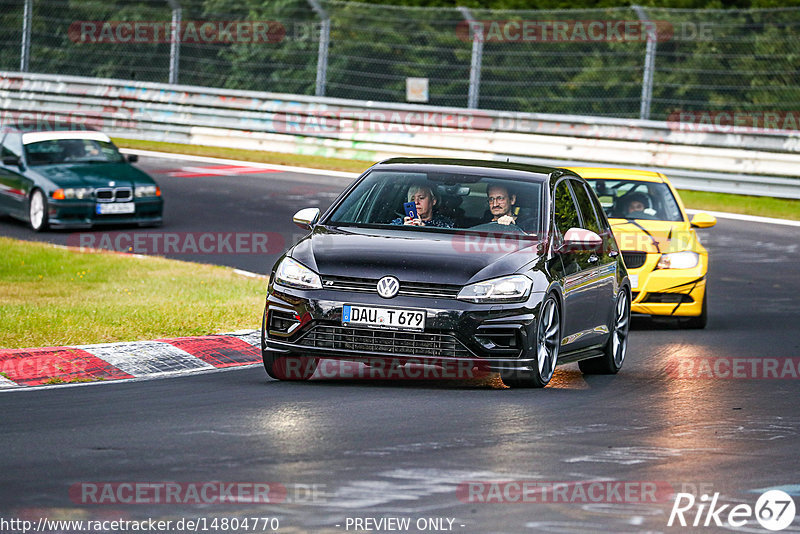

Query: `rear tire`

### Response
(681, 290, 708, 329)
(262, 350, 317, 381)
(579, 288, 630, 375)
(29, 189, 48, 232)
(501, 295, 560, 388)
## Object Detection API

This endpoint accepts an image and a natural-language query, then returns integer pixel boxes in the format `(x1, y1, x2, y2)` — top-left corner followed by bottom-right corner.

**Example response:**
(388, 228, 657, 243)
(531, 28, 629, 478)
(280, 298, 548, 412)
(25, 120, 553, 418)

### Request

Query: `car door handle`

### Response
(588, 254, 599, 263)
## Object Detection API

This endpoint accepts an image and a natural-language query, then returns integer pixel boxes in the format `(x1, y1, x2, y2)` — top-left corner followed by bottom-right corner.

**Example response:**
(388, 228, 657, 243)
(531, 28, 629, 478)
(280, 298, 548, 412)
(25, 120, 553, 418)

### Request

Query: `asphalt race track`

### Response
(1, 154, 799, 533)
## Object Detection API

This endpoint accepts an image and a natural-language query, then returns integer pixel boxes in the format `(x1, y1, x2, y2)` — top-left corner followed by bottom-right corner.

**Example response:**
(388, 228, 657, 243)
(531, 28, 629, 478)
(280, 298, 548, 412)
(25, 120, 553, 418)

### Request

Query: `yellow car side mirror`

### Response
(690, 212, 717, 228)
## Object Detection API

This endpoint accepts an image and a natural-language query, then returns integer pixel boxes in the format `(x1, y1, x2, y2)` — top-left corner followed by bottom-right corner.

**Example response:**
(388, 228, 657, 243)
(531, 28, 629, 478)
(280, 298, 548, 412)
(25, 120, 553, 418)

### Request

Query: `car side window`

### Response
(570, 180, 602, 234)
(553, 180, 580, 238)
(1, 134, 23, 159)
(585, 183, 612, 235)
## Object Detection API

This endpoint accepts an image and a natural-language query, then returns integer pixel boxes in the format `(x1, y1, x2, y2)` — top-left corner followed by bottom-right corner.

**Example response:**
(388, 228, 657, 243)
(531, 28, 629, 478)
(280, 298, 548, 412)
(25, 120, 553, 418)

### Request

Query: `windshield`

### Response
(586, 179, 684, 222)
(23, 139, 125, 166)
(326, 170, 544, 236)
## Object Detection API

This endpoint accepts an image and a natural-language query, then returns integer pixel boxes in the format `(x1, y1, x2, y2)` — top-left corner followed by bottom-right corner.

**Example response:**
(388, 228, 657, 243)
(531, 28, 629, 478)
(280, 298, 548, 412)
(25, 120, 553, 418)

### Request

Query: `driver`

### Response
(487, 184, 517, 225)
(622, 192, 649, 218)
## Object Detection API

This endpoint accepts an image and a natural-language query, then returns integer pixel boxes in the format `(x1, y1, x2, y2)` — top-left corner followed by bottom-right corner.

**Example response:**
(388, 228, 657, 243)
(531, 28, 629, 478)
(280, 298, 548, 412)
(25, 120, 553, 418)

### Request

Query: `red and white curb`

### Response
(0, 330, 261, 389)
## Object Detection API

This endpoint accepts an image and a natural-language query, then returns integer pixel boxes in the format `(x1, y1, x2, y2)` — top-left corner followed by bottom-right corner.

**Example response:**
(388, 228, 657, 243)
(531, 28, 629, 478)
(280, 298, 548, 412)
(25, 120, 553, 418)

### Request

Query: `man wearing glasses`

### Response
(486, 184, 518, 225)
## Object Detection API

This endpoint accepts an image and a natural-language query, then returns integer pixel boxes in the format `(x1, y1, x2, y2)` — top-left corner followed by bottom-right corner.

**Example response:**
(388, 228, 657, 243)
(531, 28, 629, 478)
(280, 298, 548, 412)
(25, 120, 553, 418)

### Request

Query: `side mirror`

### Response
(292, 207, 320, 230)
(690, 212, 716, 228)
(126, 154, 139, 163)
(558, 227, 603, 252)
(3, 155, 20, 166)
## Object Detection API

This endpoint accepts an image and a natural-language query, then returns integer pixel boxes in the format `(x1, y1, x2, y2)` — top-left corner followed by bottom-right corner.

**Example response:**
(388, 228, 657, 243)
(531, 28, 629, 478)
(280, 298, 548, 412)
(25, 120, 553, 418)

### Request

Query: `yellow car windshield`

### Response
(586, 179, 684, 222)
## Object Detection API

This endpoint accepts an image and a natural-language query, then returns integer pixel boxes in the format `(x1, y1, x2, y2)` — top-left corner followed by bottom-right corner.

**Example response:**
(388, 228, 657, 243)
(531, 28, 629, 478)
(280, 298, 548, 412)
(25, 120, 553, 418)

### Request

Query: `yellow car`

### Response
(569, 167, 716, 328)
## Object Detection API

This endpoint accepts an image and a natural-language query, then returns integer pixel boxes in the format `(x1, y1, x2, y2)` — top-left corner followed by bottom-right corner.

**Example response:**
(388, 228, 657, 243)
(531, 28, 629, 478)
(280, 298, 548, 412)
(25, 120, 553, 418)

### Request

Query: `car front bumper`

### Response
(629, 253, 707, 317)
(47, 198, 163, 229)
(262, 282, 546, 374)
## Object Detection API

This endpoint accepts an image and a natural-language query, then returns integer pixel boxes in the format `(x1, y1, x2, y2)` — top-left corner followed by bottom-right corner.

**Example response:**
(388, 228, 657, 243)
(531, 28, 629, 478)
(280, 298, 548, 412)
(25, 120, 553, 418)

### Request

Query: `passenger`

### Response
(391, 184, 454, 228)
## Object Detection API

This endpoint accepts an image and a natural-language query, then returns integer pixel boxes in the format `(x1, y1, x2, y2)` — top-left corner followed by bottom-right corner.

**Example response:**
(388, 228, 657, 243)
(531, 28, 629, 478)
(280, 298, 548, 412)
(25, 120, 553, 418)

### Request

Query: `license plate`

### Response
(342, 304, 425, 332)
(629, 274, 639, 289)
(96, 203, 135, 215)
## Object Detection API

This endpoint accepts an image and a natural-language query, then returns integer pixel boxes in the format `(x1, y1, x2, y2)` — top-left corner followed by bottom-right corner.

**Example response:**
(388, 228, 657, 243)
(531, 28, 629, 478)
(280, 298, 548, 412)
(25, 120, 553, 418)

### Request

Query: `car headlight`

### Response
(53, 187, 93, 200)
(274, 257, 322, 289)
(135, 185, 161, 198)
(457, 274, 533, 303)
(657, 251, 699, 269)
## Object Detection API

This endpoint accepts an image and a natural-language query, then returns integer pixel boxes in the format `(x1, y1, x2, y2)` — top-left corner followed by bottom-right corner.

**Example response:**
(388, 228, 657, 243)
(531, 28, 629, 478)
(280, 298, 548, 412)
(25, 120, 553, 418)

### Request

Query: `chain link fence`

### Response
(1, 0, 799, 121)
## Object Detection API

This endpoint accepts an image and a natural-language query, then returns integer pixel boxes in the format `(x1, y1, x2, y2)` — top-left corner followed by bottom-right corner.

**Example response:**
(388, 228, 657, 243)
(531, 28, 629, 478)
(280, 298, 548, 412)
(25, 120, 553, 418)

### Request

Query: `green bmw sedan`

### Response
(0, 128, 163, 231)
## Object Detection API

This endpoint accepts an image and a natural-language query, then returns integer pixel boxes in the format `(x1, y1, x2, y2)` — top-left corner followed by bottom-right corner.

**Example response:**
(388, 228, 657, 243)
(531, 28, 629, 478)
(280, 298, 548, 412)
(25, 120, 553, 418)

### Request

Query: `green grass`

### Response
(114, 137, 800, 221)
(677, 189, 800, 221)
(0, 237, 267, 349)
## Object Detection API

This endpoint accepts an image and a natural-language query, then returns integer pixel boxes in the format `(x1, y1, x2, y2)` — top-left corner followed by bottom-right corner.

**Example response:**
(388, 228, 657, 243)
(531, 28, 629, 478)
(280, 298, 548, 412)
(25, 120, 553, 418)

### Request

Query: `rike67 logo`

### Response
(668, 490, 796, 531)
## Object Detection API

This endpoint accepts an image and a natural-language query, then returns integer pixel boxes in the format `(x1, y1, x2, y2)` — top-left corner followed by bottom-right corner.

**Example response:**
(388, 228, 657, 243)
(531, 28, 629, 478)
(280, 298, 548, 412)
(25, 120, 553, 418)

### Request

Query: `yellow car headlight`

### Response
(657, 251, 699, 269)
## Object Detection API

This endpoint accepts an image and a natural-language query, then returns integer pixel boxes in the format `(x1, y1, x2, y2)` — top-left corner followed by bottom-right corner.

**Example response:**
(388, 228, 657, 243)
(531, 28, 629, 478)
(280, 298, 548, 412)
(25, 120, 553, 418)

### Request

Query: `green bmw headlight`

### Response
(135, 185, 161, 198)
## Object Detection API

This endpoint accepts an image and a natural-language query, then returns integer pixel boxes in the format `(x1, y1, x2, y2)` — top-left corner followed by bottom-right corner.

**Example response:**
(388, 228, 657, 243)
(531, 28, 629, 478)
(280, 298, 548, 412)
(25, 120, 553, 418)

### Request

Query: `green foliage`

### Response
(0, 0, 798, 119)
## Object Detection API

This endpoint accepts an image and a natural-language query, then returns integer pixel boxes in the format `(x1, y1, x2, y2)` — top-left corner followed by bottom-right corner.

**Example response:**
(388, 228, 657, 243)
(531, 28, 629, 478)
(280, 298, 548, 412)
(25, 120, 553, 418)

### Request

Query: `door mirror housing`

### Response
(2, 155, 21, 167)
(126, 154, 139, 163)
(292, 207, 320, 230)
(558, 227, 603, 252)
(690, 212, 716, 228)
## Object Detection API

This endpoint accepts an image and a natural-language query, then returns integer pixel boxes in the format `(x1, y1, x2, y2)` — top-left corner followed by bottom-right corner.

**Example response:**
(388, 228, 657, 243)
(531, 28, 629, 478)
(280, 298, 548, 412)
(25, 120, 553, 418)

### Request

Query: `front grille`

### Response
(95, 187, 133, 202)
(114, 187, 132, 201)
(622, 251, 647, 269)
(298, 325, 472, 358)
(322, 275, 461, 299)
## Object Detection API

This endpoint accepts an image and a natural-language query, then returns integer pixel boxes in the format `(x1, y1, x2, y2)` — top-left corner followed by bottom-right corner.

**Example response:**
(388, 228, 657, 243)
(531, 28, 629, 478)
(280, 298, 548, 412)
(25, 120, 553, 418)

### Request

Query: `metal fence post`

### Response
(308, 0, 330, 97)
(458, 6, 483, 109)
(633, 5, 655, 120)
(20, 0, 33, 72)
(167, 0, 181, 84)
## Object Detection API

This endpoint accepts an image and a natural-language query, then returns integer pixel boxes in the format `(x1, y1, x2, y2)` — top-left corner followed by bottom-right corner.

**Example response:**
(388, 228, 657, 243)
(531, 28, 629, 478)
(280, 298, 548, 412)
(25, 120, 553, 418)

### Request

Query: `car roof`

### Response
(375, 157, 573, 182)
(21, 130, 112, 145)
(566, 167, 667, 183)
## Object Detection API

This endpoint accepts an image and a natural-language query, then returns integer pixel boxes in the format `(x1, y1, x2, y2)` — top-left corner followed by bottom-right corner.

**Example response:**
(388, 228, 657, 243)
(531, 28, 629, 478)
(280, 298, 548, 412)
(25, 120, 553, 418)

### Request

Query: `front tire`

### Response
(29, 189, 48, 232)
(579, 288, 630, 375)
(501, 295, 561, 388)
(262, 350, 317, 381)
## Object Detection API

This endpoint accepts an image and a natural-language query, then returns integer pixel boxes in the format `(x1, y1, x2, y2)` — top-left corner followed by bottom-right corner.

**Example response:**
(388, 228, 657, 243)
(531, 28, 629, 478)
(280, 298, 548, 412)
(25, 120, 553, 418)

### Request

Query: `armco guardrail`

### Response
(2, 71, 800, 198)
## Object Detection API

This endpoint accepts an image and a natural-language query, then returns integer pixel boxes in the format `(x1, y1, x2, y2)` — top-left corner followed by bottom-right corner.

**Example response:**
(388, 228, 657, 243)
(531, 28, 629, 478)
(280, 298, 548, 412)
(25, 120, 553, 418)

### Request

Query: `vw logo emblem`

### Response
(376, 276, 400, 298)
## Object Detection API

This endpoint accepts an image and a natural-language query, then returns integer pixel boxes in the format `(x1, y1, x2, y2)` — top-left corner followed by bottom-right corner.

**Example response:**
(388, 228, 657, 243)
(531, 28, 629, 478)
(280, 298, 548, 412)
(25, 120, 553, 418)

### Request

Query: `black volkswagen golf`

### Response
(261, 158, 631, 388)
